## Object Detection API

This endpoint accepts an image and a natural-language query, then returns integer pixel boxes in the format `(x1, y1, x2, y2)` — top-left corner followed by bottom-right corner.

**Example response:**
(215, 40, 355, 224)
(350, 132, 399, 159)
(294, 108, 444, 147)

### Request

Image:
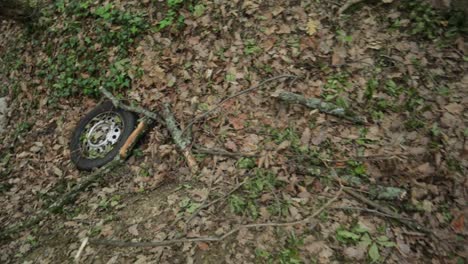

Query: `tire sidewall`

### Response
(70, 101, 136, 171)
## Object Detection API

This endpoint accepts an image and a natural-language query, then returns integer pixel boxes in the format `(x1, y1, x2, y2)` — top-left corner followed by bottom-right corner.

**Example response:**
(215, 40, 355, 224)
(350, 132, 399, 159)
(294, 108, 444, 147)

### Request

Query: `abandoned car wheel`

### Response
(70, 101, 137, 171)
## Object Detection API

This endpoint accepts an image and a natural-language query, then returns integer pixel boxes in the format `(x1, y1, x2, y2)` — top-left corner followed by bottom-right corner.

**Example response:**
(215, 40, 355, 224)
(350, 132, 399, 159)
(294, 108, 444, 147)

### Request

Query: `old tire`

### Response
(70, 101, 137, 171)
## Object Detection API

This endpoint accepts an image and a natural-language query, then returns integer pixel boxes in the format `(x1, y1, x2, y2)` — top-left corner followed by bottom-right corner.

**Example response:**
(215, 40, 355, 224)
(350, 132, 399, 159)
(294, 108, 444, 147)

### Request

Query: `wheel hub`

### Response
(81, 112, 123, 158)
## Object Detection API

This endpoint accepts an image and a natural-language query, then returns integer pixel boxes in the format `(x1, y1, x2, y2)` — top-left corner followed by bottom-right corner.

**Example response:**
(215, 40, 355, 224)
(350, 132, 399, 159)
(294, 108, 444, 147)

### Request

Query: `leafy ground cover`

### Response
(0, 0, 467, 263)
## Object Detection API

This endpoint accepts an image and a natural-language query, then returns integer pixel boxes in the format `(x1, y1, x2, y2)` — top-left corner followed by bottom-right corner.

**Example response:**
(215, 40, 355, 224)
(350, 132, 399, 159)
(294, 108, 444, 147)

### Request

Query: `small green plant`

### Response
(269, 126, 305, 153)
(244, 39, 262, 55)
(324, 72, 350, 92)
(365, 78, 379, 100)
(322, 72, 352, 109)
(336, 223, 396, 263)
(347, 160, 367, 177)
(237, 157, 256, 169)
(228, 169, 285, 219)
(229, 194, 247, 214)
(178, 197, 201, 215)
(26, 235, 38, 247)
(225, 73, 236, 82)
(336, 29, 353, 43)
(255, 232, 303, 264)
(35, 1, 148, 98)
(404, 117, 425, 130)
(402, 1, 467, 40)
(384, 80, 403, 97)
(157, 0, 186, 30)
(192, 4, 205, 17)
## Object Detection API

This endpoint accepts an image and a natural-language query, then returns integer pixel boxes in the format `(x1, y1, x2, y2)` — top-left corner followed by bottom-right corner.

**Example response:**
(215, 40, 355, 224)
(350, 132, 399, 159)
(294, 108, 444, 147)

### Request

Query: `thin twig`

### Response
(184, 178, 215, 233)
(342, 187, 433, 233)
(182, 74, 297, 137)
(203, 177, 249, 209)
(89, 184, 343, 248)
(74, 237, 89, 263)
(331, 206, 413, 221)
(193, 147, 260, 158)
(319, 162, 432, 234)
(99, 87, 164, 124)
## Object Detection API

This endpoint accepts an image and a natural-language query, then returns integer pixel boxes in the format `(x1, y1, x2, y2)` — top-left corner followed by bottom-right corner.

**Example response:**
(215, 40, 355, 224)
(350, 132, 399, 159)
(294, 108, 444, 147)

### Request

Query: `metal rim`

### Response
(80, 112, 124, 159)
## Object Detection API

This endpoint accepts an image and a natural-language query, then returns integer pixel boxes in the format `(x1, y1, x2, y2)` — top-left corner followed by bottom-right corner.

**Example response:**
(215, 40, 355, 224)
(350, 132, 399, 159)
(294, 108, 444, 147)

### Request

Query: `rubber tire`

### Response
(70, 101, 137, 171)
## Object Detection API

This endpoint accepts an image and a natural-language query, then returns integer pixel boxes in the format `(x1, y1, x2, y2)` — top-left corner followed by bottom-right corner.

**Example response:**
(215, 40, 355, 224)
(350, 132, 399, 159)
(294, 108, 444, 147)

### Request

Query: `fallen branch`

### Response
(162, 103, 198, 173)
(342, 187, 432, 233)
(89, 184, 343, 248)
(100, 87, 198, 173)
(273, 91, 366, 124)
(99, 87, 164, 124)
(1, 159, 122, 239)
(293, 164, 407, 201)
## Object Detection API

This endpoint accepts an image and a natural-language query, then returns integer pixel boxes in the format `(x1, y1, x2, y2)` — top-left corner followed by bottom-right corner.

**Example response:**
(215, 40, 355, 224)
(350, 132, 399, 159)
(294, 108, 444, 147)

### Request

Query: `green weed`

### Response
(244, 39, 262, 55)
(157, 0, 186, 30)
(228, 169, 286, 219)
(34, 1, 148, 98)
(237, 157, 256, 169)
(401, 1, 467, 41)
(336, 29, 353, 43)
(336, 223, 396, 263)
(255, 232, 303, 264)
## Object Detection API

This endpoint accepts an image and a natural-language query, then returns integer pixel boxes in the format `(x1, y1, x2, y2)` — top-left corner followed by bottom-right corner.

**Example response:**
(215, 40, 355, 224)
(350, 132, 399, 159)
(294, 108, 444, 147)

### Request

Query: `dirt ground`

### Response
(0, 0, 467, 263)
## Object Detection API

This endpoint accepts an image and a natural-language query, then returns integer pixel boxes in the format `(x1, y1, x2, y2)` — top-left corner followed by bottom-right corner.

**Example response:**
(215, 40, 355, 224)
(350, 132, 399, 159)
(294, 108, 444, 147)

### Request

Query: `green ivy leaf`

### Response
(353, 223, 369, 234)
(359, 233, 372, 248)
(337, 229, 360, 242)
(378, 241, 396, 248)
(369, 242, 380, 262)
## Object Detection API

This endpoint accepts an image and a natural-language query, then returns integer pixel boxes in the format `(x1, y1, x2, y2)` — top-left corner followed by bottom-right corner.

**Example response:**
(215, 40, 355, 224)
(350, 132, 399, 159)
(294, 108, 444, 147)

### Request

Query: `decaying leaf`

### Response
(307, 19, 319, 36)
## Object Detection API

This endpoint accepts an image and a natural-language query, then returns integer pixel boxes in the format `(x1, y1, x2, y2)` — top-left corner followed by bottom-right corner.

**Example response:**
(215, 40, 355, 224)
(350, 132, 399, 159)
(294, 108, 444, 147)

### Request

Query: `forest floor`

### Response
(0, 0, 467, 263)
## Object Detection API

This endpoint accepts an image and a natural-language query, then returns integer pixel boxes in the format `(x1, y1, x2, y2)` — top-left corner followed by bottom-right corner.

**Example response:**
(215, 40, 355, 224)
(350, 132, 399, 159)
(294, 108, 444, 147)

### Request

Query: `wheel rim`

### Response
(80, 112, 124, 159)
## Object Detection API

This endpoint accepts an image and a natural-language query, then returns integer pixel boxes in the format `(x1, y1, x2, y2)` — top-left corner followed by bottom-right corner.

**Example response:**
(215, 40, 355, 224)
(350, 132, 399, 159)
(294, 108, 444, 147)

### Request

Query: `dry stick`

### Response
(181, 178, 250, 234)
(321, 163, 432, 234)
(331, 206, 414, 221)
(119, 120, 148, 159)
(182, 74, 297, 137)
(203, 178, 249, 209)
(99, 87, 164, 124)
(0, 159, 122, 239)
(193, 146, 260, 158)
(161, 103, 199, 173)
(74, 237, 89, 263)
(89, 185, 343, 248)
(342, 187, 432, 233)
